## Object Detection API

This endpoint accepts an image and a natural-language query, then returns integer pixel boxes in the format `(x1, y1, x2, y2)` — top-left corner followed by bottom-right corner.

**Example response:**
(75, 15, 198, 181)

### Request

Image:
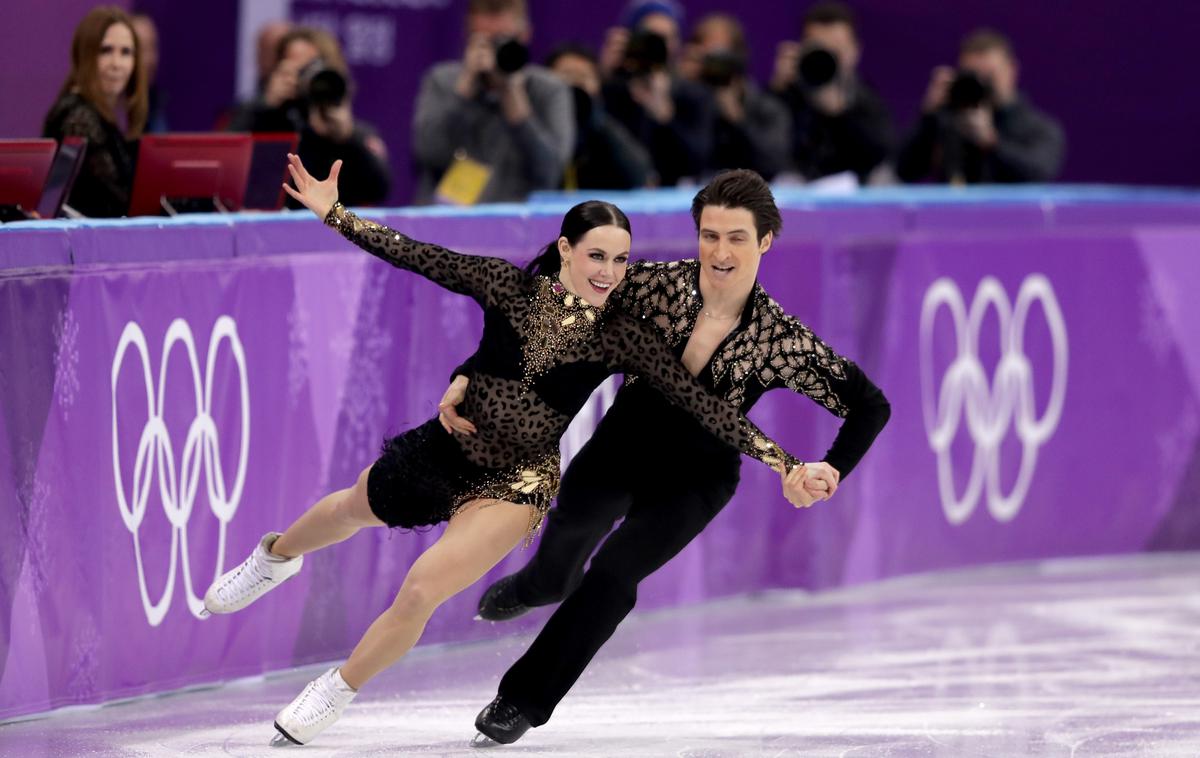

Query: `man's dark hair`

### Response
(803, 1, 858, 35)
(960, 28, 1015, 59)
(691, 169, 782, 242)
(546, 42, 598, 69)
(468, 0, 527, 17)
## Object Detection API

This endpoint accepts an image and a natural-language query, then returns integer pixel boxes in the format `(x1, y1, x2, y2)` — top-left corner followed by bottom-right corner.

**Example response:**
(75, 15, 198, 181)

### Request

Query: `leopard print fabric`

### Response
(612, 259, 851, 415)
(325, 204, 798, 476)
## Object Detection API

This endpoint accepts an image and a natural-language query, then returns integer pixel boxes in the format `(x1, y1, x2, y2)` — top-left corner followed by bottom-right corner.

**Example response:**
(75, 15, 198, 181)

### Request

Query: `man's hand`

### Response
(438, 375, 477, 436)
(629, 70, 674, 124)
(770, 40, 802, 92)
(499, 70, 532, 125)
(956, 105, 998, 149)
(455, 33, 495, 99)
(781, 464, 819, 508)
(922, 65, 955, 113)
(598, 26, 630, 78)
(800, 461, 840, 500)
(713, 83, 745, 123)
(809, 83, 849, 116)
(264, 59, 302, 108)
(308, 103, 355, 143)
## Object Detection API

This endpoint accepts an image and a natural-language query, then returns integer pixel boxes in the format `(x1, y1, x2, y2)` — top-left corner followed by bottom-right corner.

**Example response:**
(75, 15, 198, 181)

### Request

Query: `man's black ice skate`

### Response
(471, 695, 532, 747)
(476, 574, 532, 621)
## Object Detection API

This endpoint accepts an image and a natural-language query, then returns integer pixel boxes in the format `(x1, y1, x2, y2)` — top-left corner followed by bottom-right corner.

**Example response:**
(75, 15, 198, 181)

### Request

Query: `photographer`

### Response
(769, 2, 893, 183)
(681, 14, 790, 180)
(412, 0, 572, 204)
(229, 26, 391, 206)
(547, 44, 653, 190)
(897, 29, 1065, 184)
(599, 0, 714, 187)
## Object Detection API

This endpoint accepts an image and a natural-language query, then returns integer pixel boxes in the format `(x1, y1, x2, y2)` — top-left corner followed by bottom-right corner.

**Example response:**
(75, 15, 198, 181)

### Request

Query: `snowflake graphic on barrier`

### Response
(1138, 281, 1173, 365)
(17, 442, 51, 598)
(66, 613, 101, 697)
(53, 304, 80, 420)
(334, 273, 393, 474)
(287, 302, 310, 408)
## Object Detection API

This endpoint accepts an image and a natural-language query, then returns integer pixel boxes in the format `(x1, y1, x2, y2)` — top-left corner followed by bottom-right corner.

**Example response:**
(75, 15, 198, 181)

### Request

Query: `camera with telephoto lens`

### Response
(699, 50, 746, 88)
(494, 37, 530, 74)
(620, 29, 669, 78)
(297, 59, 349, 115)
(947, 70, 993, 110)
(798, 46, 838, 88)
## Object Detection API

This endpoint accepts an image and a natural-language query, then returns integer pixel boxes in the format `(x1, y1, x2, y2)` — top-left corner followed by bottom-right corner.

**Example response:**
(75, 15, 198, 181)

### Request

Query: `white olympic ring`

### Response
(919, 275, 1068, 525)
(111, 317, 250, 626)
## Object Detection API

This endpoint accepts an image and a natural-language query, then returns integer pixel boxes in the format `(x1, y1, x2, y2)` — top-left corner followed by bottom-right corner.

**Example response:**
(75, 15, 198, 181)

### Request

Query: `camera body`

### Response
(947, 70, 994, 110)
(699, 50, 746, 89)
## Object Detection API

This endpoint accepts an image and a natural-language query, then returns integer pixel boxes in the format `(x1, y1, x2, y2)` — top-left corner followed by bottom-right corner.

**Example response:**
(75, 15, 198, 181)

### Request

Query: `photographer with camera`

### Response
(599, 0, 715, 187)
(681, 14, 790, 180)
(769, 2, 894, 183)
(229, 26, 391, 207)
(546, 44, 653, 190)
(412, 0, 572, 204)
(897, 29, 1064, 184)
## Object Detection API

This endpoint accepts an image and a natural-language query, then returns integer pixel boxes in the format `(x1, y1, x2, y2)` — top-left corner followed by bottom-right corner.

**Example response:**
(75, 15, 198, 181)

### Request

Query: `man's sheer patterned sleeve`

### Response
(324, 203, 519, 307)
(602, 312, 801, 472)
(773, 316, 890, 478)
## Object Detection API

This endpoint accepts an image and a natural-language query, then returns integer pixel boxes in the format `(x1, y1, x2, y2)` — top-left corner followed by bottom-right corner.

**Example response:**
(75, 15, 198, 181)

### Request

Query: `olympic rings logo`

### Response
(919, 276, 1068, 525)
(111, 317, 250, 626)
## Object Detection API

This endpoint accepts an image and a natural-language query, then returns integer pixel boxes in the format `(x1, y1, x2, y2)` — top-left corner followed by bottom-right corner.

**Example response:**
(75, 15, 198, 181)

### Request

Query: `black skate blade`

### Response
(470, 731, 502, 748)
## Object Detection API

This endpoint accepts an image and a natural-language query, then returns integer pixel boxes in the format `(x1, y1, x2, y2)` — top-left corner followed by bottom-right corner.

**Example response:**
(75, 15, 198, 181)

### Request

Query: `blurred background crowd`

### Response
(4, 0, 1196, 214)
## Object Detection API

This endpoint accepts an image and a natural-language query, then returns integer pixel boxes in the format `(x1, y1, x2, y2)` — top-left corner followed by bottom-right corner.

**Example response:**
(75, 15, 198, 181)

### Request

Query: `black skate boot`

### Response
(470, 695, 532, 747)
(476, 574, 532, 621)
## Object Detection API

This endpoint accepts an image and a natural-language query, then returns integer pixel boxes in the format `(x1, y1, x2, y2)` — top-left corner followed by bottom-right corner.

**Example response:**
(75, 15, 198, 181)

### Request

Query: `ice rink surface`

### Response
(2, 552, 1198, 757)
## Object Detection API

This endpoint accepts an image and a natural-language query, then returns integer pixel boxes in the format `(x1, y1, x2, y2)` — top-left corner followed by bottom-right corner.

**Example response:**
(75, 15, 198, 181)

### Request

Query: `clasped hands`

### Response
(438, 375, 839, 510)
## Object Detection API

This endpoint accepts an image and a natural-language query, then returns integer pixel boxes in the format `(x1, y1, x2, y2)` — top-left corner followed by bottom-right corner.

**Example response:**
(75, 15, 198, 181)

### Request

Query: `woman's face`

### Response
(558, 224, 632, 308)
(97, 22, 136, 101)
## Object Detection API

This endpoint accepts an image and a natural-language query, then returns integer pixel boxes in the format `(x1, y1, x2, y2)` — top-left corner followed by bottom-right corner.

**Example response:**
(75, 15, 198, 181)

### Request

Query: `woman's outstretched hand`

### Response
(282, 153, 341, 220)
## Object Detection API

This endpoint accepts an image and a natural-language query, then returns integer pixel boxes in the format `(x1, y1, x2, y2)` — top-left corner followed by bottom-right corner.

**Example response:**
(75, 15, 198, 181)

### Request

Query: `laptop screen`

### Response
(36, 138, 87, 219)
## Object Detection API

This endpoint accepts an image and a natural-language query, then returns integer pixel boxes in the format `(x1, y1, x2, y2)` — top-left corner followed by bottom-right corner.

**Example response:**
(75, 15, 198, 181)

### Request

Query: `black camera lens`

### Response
(494, 38, 529, 74)
(622, 30, 669, 76)
(798, 47, 838, 88)
(306, 68, 347, 109)
(699, 51, 745, 88)
(947, 70, 992, 110)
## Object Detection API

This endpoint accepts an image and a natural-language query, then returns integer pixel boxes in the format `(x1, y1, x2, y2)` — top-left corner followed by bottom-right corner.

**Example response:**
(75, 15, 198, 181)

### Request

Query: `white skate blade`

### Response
(470, 732, 501, 748)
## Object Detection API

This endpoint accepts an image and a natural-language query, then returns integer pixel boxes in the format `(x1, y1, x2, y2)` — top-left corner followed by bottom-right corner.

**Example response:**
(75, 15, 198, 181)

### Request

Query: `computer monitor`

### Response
(128, 133, 253, 216)
(243, 132, 299, 211)
(35, 137, 87, 219)
(0, 139, 57, 214)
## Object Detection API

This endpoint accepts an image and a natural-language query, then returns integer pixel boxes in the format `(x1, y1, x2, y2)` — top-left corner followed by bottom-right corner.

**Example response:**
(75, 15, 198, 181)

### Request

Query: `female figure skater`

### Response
(203, 154, 809, 746)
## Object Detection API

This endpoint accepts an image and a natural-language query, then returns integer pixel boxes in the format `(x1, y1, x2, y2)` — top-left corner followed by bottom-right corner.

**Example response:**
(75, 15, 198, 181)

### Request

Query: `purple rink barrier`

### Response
(2, 187, 1200, 720)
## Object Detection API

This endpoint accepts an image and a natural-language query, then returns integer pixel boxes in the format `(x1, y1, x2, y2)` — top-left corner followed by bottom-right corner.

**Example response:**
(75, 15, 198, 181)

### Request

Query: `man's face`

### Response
(551, 53, 599, 98)
(697, 205, 772, 296)
(802, 21, 859, 72)
(959, 48, 1017, 104)
(467, 11, 530, 44)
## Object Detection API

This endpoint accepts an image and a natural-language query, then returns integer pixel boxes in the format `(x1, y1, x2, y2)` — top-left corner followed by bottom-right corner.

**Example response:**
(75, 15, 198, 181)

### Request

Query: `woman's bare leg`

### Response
(271, 467, 384, 559)
(338, 498, 532, 690)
